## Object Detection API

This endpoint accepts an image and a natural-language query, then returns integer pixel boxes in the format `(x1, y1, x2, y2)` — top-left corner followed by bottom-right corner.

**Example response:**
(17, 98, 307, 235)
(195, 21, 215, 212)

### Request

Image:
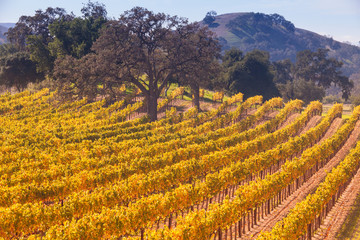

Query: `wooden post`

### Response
(254, 208, 257, 225)
(239, 219, 242, 237)
(168, 213, 172, 229)
(307, 223, 312, 240)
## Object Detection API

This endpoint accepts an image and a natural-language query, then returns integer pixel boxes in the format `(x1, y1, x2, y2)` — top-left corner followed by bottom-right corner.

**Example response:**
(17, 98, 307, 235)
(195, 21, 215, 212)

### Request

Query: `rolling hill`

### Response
(202, 12, 360, 77)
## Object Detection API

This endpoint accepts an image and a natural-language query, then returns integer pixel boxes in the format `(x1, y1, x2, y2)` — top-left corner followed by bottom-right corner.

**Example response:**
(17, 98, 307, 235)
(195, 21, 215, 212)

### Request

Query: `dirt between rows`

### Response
(239, 117, 353, 239)
(313, 143, 360, 239)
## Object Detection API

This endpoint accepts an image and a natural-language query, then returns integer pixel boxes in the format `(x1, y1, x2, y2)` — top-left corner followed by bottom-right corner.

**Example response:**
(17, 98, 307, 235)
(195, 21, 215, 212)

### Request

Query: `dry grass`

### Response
(336, 193, 360, 239)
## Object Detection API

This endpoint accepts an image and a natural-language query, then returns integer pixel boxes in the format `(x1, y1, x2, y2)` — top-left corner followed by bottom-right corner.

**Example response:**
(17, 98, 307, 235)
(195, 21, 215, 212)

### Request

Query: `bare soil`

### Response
(240, 119, 360, 240)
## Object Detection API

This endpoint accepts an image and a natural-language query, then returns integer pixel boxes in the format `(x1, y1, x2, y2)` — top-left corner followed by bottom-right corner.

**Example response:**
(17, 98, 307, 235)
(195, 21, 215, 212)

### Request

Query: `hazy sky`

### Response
(0, 0, 359, 45)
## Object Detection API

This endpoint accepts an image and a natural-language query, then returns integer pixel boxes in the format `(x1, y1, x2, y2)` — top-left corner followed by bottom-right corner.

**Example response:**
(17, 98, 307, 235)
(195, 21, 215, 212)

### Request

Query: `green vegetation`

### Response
(219, 48, 279, 100)
(274, 48, 352, 101)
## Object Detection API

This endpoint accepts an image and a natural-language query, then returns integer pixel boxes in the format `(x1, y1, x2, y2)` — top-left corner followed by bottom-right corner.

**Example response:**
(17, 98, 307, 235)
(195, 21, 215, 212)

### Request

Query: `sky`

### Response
(0, 0, 359, 45)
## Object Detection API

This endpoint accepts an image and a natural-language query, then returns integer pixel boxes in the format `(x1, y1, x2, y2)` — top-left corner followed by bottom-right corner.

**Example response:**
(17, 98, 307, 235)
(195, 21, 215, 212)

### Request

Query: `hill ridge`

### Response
(203, 12, 360, 77)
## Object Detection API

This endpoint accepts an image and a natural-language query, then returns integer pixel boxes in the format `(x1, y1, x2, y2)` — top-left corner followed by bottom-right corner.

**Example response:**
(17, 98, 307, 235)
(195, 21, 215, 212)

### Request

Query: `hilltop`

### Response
(202, 12, 360, 77)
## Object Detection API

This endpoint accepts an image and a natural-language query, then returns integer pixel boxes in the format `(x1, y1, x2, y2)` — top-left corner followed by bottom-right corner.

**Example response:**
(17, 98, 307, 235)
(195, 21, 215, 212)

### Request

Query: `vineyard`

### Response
(1, 88, 360, 240)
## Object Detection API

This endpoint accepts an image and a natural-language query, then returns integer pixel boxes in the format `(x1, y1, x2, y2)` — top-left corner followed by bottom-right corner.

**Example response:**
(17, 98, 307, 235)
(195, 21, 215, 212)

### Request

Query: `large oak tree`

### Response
(56, 7, 220, 121)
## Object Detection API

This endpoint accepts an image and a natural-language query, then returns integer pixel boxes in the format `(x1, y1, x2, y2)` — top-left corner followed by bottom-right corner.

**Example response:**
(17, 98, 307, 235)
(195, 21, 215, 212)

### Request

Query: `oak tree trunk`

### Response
(147, 93, 158, 121)
(191, 82, 200, 111)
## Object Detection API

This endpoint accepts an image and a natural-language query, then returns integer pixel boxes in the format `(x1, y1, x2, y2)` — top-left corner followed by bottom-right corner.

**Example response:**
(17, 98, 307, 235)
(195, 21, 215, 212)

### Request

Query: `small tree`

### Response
(294, 48, 353, 100)
(277, 78, 325, 104)
(0, 52, 42, 92)
(203, 11, 217, 25)
(221, 49, 279, 100)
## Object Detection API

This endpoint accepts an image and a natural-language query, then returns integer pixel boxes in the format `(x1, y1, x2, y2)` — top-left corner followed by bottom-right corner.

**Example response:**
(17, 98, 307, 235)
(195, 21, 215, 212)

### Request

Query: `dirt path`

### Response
(298, 115, 322, 135)
(277, 112, 300, 130)
(318, 118, 344, 144)
(239, 118, 360, 240)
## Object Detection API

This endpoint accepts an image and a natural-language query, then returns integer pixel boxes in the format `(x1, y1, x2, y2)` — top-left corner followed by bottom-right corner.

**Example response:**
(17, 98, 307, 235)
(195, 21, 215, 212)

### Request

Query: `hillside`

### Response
(203, 12, 360, 77)
(0, 25, 8, 44)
